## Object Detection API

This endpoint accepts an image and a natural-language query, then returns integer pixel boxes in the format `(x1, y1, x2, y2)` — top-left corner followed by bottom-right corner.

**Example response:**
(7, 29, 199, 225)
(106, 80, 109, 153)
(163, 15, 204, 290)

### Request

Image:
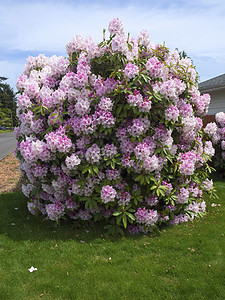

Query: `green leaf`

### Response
(150, 185, 157, 190)
(85, 197, 98, 210)
(145, 176, 150, 184)
(116, 214, 123, 225)
(93, 165, 99, 174)
(82, 167, 89, 174)
(154, 92, 162, 101)
(88, 167, 94, 175)
(154, 148, 162, 154)
(126, 212, 135, 221)
(53, 116, 59, 124)
(113, 211, 122, 216)
(156, 188, 160, 197)
(94, 185, 102, 193)
(140, 73, 149, 83)
(127, 43, 133, 51)
(135, 174, 143, 182)
(40, 106, 45, 115)
(110, 161, 115, 169)
(122, 214, 127, 228)
(159, 189, 165, 196)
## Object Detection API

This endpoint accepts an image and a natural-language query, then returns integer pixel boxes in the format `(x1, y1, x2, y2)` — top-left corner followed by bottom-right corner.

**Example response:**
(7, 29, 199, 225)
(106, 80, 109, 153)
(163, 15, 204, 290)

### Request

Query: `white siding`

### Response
(207, 89, 225, 115)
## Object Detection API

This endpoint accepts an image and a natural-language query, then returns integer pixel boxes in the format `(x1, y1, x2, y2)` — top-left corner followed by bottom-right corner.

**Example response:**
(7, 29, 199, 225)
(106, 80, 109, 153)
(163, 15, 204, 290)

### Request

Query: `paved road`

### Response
(0, 132, 17, 161)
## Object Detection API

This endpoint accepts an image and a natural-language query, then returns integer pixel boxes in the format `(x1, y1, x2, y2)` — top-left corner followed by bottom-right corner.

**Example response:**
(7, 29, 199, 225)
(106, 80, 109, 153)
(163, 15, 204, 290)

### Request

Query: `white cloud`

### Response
(0, 60, 25, 90)
(0, 0, 224, 86)
(0, 1, 224, 54)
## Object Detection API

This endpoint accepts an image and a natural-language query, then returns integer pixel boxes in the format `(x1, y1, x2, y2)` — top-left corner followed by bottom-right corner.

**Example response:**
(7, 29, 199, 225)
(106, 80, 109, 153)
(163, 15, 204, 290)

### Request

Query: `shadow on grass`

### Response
(1, 175, 224, 243)
(0, 191, 147, 243)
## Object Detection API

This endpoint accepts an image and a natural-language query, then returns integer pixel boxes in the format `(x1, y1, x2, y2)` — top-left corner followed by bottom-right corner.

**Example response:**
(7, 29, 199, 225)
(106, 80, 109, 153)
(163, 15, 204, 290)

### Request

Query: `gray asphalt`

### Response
(0, 132, 17, 161)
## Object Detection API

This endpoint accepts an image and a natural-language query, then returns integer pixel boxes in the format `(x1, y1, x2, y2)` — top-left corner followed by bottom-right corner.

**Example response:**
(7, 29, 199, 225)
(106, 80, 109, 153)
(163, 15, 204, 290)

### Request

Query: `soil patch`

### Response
(0, 152, 22, 194)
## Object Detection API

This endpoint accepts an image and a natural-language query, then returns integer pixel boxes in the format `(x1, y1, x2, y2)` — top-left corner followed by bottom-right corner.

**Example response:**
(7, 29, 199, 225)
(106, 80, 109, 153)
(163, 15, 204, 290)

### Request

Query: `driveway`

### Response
(0, 132, 17, 161)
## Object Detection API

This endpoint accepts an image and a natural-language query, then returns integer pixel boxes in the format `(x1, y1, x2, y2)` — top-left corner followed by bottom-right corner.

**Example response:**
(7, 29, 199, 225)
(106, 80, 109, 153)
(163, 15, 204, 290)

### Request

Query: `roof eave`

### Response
(199, 86, 225, 93)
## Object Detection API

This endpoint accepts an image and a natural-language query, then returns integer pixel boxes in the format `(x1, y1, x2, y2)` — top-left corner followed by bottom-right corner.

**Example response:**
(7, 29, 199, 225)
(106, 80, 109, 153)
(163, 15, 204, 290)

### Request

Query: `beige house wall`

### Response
(207, 89, 225, 115)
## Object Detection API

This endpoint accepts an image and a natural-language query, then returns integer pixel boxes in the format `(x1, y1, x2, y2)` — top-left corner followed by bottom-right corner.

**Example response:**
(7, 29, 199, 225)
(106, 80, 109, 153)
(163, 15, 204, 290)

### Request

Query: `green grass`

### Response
(1, 178, 225, 300)
(0, 130, 14, 133)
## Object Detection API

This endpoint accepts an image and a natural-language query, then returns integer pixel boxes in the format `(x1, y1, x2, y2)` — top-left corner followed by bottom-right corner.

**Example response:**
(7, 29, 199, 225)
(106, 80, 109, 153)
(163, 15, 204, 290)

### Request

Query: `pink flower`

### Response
(143, 155, 159, 173)
(135, 207, 158, 226)
(123, 63, 139, 79)
(106, 169, 120, 180)
(138, 97, 151, 113)
(24, 79, 39, 99)
(146, 194, 158, 206)
(146, 56, 163, 78)
(111, 34, 127, 53)
(176, 188, 189, 204)
(74, 71, 88, 88)
(134, 142, 151, 160)
(66, 35, 84, 55)
(127, 90, 143, 107)
(179, 159, 195, 176)
(16, 74, 28, 91)
(75, 99, 90, 116)
(204, 141, 215, 158)
(127, 117, 150, 137)
(165, 105, 179, 122)
(65, 154, 81, 170)
(52, 89, 65, 106)
(17, 94, 32, 110)
(108, 18, 124, 36)
(101, 185, 117, 203)
(93, 109, 115, 128)
(98, 97, 113, 111)
(45, 131, 72, 153)
(204, 122, 217, 136)
(46, 202, 65, 221)
(117, 191, 131, 206)
(216, 112, 225, 127)
(102, 144, 118, 158)
(85, 144, 101, 164)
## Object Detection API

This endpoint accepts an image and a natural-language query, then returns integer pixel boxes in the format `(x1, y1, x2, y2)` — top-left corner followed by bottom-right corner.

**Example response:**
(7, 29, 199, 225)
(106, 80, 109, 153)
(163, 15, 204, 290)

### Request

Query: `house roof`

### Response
(199, 73, 225, 92)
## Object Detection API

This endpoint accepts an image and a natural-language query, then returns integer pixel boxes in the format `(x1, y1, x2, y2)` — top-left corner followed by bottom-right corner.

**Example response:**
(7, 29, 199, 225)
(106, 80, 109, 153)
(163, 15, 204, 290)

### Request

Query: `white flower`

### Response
(28, 266, 37, 272)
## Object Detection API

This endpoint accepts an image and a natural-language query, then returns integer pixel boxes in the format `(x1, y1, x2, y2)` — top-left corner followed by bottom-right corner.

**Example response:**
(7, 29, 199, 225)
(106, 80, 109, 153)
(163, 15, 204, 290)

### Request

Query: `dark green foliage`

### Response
(0, 77, 17, 127)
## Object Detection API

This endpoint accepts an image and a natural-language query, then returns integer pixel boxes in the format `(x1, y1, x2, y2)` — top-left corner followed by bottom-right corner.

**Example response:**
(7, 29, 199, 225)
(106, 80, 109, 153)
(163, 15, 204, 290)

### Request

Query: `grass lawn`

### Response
(0, 178, 225, 300)
(0, 130, 14, 133)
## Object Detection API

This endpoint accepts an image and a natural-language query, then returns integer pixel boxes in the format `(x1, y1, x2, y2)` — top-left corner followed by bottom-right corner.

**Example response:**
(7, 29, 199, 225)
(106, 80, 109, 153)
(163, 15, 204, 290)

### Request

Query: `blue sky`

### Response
(1, 0, 225, 90)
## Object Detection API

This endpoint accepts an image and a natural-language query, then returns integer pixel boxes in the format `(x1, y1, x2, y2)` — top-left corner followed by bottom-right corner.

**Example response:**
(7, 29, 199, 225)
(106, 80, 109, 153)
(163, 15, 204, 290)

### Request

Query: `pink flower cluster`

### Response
(101, 185, 117, 203)
(123, 63, 139, 79)
(126, 90, 152, 113)
(176, 188, 189, 204)
(206, 112, 225, 171)
(46, 202, 65, 221)
(146, 56, 163, 78)
(165, 105, 179, 122)
(135, 207, 159, 226)
(45, 128, 72, 153)
(65, 154, 81, 170)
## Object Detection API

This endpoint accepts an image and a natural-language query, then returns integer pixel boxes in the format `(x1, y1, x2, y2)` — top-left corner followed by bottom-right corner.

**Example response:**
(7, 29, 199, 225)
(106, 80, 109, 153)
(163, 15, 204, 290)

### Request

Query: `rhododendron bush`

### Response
(15, 18, 216, 234)
(205, 112, 225, 175)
